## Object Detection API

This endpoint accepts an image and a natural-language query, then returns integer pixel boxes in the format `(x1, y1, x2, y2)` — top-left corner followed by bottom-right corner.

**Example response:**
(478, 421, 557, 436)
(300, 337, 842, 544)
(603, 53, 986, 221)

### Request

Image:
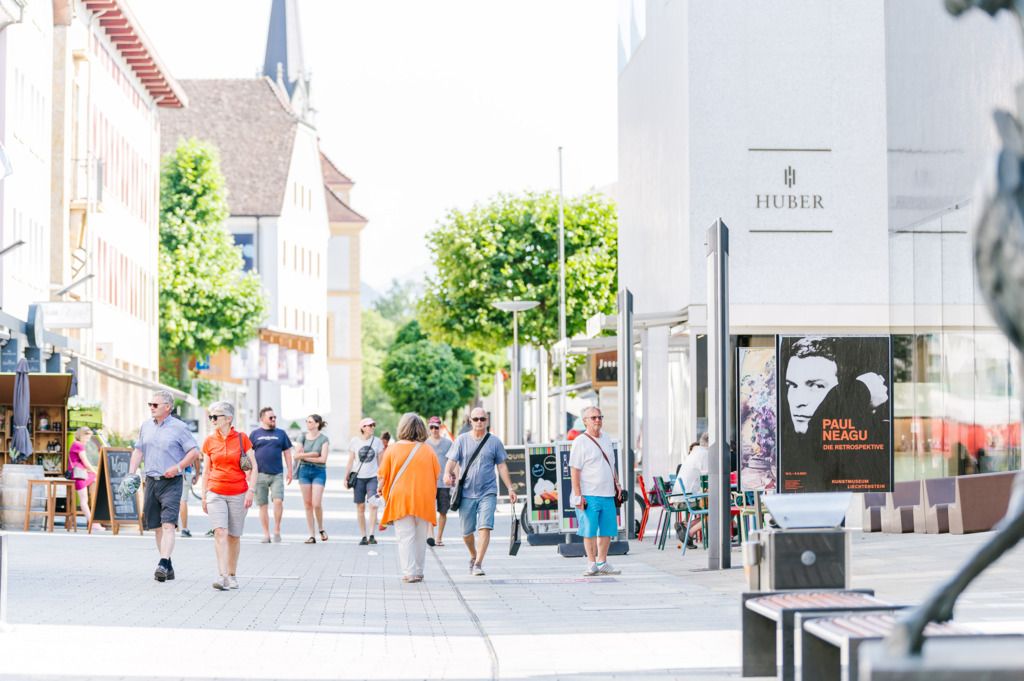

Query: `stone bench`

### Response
(948, 471, 1017, 534)
(881, 480, 920, 534)
(859, 492, 886, 533)
(913, 477, 955, 534)
(742, 589, 886, 680)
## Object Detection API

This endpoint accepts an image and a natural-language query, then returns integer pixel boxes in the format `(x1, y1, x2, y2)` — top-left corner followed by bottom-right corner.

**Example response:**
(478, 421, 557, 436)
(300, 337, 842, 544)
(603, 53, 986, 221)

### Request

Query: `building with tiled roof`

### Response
(157, 0, 366, 442)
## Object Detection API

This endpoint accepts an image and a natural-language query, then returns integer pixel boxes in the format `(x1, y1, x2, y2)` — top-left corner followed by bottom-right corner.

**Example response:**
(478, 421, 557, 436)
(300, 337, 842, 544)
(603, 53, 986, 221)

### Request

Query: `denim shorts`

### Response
(353, 476, 377, 504)
(459, 493, 497, 536)
(577, 495, 618, 538)
(296, 463, 326, 486)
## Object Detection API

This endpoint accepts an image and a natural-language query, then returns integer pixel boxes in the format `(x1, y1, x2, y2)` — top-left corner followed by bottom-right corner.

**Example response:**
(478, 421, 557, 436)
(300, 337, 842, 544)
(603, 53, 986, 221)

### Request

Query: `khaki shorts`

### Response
(206, 491, 248, 537)
(255, 472, 285, 506)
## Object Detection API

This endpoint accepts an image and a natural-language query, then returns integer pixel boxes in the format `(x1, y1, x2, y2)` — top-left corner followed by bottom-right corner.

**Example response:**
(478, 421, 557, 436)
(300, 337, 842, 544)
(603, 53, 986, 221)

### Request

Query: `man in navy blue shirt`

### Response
(250, 407, 293, 543)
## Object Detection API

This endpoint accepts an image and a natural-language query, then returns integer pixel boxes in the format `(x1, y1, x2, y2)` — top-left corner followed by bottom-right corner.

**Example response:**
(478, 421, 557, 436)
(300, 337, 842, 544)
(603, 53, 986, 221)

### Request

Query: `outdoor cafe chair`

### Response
(652, 476, 708, 554)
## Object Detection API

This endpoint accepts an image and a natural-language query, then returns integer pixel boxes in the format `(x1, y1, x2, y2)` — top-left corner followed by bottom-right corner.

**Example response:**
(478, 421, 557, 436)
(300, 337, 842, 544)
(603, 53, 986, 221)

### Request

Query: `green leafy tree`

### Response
(393, 319, 427, 348)
(419, 191, 617, 353)
(374, 279, 419, 325)
(159, 139, 266, 390)
(361, 308, 399, 434)
(382, 339, 465, 417)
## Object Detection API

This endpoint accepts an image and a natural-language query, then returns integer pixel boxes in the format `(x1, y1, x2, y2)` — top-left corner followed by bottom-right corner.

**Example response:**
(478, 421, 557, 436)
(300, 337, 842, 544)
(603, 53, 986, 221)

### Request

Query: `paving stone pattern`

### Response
(0, 457, 1022, 680)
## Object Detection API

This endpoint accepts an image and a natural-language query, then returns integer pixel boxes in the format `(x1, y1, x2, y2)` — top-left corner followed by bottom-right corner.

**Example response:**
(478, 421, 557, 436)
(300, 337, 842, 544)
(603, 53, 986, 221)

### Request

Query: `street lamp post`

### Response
(492, 299, 539, 444)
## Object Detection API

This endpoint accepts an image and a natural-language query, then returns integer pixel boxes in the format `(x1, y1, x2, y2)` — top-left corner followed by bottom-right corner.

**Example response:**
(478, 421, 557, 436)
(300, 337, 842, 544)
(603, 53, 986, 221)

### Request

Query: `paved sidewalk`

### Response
(1, 458, 1023, 680)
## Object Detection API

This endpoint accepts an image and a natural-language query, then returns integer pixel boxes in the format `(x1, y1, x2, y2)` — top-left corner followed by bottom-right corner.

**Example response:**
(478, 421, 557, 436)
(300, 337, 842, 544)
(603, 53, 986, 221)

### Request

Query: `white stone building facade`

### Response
(617, 0, 1024, 482)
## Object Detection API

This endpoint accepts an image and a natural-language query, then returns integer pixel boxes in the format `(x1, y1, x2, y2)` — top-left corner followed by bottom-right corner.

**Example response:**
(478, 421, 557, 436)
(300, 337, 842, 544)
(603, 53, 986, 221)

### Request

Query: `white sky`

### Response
(130, 0, 618, 291)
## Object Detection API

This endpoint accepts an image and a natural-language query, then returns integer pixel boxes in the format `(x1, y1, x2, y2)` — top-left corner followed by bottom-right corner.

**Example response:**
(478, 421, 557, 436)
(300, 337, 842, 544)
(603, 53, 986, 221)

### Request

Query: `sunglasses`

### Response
(364, 423, 376, 428)
(266, 416, 277, 420)
(471, 417, 488, 423)
(587, 415, 604, 420)
(429, 425, 440, 430)
(147, 402, 165, 409)
(209, 414, 225, 421)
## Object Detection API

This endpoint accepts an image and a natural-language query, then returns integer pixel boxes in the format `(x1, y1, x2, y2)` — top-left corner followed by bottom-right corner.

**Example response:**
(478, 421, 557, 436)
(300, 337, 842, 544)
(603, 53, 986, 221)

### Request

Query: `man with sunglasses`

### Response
(569, 405, 622, 576)
(426, 416, 453, 547)
(128, 390, 200, 582)
(444, 407, 517, 576)
(250, 407, 294, 543)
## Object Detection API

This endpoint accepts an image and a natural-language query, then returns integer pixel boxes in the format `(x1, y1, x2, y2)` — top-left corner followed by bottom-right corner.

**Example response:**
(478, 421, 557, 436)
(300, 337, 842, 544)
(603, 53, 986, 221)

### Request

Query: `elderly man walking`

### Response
(128, 390, 201, 582)
(569, 406, 623, 576)
(444, 407, 517, 576)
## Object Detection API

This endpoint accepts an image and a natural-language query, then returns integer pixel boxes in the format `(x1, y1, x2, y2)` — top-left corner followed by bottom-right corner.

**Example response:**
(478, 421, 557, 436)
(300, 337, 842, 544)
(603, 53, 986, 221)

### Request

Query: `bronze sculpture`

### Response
(886, 0, 1024, 657)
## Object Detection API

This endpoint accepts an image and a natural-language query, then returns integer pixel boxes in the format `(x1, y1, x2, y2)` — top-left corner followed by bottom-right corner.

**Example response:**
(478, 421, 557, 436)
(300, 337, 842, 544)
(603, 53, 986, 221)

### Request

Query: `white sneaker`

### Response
(583, 563, 599, 577)
(471, 564, 486, 576)
(226, 575, 239, 589)
(212, 575, 229, 591)
(595, 562, 621, 575)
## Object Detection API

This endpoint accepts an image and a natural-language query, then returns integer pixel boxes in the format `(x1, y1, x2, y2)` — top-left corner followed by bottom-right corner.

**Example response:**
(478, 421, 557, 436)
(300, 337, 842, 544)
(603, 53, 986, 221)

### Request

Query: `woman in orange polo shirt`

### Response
(201, 401, 259, 591)
(378, 413, 441, 583)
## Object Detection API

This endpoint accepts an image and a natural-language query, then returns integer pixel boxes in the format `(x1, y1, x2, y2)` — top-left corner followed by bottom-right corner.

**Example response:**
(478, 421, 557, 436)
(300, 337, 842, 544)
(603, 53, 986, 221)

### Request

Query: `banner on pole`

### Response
(777, 335, 892, 493)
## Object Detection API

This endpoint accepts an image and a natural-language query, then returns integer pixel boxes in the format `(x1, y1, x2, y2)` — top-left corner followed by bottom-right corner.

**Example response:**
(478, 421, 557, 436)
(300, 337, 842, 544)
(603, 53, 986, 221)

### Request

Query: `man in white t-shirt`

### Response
(679, 431, 709, 496)
(345, 417, 384, 545)
(569, 405, 622, 577)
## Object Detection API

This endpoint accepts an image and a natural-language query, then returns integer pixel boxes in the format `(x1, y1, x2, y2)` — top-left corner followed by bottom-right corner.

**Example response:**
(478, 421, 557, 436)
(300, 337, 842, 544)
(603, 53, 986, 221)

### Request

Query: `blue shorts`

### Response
(459, 493, 497, 536)
(297, 463, 326, 486)
(578, 495, 618, 538)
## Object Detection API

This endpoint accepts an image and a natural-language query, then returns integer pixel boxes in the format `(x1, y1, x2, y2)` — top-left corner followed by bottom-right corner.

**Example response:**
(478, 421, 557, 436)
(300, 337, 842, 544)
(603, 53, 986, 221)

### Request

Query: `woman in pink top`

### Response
(68, 427, 100, 531)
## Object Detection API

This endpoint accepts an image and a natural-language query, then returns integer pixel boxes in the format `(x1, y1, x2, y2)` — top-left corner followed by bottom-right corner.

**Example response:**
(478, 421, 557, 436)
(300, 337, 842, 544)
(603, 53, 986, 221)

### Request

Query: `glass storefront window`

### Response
(889, 203, 1021, 481)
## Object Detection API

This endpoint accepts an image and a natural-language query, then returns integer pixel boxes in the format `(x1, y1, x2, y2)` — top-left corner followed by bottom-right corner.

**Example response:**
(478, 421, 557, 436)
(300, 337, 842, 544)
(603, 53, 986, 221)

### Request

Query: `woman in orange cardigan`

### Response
(378, 412, 441, 583)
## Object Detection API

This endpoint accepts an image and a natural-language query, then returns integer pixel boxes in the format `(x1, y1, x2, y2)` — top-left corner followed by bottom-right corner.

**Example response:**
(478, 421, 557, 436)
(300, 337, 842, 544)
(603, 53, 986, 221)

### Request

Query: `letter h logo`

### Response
(784, 166, 796, 188)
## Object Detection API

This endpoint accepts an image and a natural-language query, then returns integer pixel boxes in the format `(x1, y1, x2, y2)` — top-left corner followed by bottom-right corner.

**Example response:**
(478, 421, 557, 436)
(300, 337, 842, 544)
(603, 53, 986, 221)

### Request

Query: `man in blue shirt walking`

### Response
(250, 406, 294, 543)
(128, 390, 200, 582)
(444, 407, 517, 576)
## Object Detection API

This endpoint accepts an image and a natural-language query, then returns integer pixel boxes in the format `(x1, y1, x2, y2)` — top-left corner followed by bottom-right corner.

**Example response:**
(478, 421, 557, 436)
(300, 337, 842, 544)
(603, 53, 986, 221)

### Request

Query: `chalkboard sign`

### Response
(499, 445, 526, 498)
(90, 447, 142, 534)
(558, 440, 625, 534)
(524, 444, 559, 525)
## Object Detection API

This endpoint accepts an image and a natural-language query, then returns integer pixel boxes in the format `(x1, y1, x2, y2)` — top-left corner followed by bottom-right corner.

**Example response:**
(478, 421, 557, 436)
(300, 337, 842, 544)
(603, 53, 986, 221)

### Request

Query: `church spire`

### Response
(262, 0, 306, 100)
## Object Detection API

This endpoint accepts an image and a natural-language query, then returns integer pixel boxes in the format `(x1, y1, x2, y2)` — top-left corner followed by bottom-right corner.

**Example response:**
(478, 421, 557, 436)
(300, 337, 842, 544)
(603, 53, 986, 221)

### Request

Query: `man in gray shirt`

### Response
(444, 407, 517, 576)
(426, 416, 453, 547)
(128, 390, 200, 582)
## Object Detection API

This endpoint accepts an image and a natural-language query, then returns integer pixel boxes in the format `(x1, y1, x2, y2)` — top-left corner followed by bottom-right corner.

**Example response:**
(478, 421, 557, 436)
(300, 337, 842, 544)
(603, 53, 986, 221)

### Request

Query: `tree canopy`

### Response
(419, 191, 618, 353)
(382, 338, 466, 418)
(158, 138, 265, 386)
(361, 307, 399, 434)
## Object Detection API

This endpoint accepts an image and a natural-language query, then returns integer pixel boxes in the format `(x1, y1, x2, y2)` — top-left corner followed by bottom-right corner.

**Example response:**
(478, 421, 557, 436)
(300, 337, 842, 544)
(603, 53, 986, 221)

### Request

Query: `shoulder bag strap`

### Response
(457, 433, 490, 488)
(390, 443, 421, 490)
(584, 433, 621, 493)
(353, 436, 374, 475)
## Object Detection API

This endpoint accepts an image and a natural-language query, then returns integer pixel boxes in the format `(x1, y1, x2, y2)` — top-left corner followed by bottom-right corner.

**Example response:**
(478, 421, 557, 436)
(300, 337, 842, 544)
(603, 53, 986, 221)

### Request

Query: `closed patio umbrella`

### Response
(12, 357, 31, 463)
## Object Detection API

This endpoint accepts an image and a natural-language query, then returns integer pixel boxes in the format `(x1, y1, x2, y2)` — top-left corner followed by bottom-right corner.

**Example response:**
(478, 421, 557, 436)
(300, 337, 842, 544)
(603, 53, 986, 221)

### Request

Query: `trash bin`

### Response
(0, 464, 46, 530)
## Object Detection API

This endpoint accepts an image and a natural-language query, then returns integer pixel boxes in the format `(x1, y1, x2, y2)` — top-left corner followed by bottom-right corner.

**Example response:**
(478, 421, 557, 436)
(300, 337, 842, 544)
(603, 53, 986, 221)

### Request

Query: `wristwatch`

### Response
(176, 462, 183, 475)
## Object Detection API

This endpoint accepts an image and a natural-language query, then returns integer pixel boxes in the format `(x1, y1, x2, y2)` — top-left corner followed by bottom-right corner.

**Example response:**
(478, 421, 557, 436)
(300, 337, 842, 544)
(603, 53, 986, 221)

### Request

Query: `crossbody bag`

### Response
(449, 433, 490, 512)
(584, 433, 626, 508)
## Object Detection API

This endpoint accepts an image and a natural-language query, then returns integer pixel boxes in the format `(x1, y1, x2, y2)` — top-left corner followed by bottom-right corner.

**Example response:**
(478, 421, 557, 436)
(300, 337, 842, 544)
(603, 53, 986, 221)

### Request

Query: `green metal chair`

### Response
(652, 475, 707, 555)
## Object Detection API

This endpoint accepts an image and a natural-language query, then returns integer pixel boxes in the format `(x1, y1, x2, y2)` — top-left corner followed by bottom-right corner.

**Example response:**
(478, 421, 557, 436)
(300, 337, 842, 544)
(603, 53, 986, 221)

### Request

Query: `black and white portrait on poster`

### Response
(778, 335, 892, 494)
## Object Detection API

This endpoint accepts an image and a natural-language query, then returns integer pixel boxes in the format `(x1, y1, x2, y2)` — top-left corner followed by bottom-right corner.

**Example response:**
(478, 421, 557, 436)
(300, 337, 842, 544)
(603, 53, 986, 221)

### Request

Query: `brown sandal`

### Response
(319, 530, 328, 542)
(304, 536, 316, 544)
